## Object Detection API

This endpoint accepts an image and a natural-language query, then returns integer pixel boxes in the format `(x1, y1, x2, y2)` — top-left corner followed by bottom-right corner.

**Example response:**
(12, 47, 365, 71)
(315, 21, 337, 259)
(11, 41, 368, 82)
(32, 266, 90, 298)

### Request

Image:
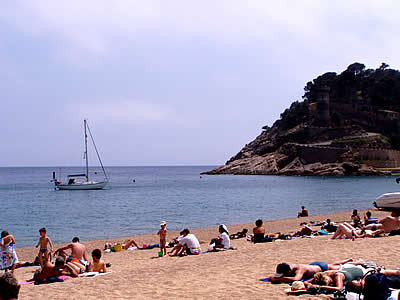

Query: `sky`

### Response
(1, 1, 400, 167)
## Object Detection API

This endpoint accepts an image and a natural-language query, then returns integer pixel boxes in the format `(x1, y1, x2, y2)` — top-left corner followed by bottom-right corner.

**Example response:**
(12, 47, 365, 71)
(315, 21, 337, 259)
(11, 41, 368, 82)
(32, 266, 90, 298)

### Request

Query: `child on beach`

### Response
(88, 249, 107, 273)
(157, 221, 167, 256)
(35, 227, 53, 268)
(0, 230, 19, 274)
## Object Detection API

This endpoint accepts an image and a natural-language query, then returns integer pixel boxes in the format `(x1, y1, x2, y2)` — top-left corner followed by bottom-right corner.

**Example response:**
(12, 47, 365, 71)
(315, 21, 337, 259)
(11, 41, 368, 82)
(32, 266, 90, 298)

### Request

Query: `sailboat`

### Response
(53, 120, 108, 190)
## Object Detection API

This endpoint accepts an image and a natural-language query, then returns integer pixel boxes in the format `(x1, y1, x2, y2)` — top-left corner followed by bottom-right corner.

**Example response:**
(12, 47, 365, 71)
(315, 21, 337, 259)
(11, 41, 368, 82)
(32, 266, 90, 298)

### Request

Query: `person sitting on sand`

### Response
(363, 210, 400, 234)
(168, 231, 185, 256)
(304, 266, 365, 292)
(170, 229, 201, 256)
(229, 228, 248, 240)
(268, 258, 354, 283)
(363, 211, 378, 226)
(297, 206, 309, 218)
(351, 209, 362, 228)
(88, 249, 107, 273)
(0, 272, 20, 300)
(209, 224, 230, 250)
(321, 219, 337, 233)
(252, 219, 273, 243)
(55, 237, 88, 262)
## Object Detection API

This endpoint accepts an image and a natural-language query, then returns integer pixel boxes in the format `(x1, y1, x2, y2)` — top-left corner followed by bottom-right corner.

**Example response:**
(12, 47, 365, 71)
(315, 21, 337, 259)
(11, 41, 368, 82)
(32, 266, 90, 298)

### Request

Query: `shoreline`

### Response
(13, 208, 398, 299)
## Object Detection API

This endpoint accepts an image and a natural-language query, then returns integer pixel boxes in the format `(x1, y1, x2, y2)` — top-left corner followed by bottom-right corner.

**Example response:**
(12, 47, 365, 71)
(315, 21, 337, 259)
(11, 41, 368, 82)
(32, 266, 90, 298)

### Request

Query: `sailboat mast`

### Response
(84, 119, 89, 182)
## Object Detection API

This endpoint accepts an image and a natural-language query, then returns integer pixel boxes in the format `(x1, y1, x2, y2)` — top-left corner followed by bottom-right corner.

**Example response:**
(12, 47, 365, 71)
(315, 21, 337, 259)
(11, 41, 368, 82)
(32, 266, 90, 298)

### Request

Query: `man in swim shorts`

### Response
(268, 258, 354, 283)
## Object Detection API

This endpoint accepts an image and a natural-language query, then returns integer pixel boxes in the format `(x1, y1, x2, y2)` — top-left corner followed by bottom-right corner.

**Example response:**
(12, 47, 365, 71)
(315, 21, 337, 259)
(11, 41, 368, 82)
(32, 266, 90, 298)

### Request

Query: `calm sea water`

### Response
(1, 166, 398, 247)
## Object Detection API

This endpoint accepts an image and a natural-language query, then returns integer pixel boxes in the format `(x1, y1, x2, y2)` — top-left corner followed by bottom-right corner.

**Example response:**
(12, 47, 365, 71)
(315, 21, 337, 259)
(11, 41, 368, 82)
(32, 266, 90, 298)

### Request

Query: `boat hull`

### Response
(375, 192, 400, 209)
(55, 181, 107, 190)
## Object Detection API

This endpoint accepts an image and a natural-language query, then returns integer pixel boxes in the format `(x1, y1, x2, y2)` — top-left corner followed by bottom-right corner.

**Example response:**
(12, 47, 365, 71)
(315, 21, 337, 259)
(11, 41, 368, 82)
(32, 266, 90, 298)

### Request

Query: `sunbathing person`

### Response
(351, 209, 362, 228)
(229, 228, 248, 239)
(268, 258, 354, 283)
(304, 266, 365, 292)
(321, 219, 337, 233)
(88, 249, 107, 273)
(363, 210, 400, 233)
(28, 256, 79, 282)
(331, 223, 384, 240)
(252, 219, 273, 243)
(346, 269, 400, 294)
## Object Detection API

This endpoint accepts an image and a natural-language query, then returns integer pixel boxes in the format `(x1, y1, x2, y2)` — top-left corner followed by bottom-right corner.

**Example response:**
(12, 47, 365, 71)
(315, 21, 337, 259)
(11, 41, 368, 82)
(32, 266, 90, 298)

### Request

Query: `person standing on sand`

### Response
(157, 221, 167, 256)
(54, 237, 88, 263)
(0, 231, 18, 275)
(35, 227, 53, 268)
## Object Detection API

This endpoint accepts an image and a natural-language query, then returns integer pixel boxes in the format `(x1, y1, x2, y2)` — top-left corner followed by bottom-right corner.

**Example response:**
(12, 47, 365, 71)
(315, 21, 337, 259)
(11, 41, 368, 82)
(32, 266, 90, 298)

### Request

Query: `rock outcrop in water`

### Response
(205, 63, 400, 176)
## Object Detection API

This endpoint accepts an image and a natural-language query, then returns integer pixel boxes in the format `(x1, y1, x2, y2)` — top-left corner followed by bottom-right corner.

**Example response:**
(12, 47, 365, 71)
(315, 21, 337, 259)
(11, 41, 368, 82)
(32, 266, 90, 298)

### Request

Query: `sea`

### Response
(0, 166, 398, 248)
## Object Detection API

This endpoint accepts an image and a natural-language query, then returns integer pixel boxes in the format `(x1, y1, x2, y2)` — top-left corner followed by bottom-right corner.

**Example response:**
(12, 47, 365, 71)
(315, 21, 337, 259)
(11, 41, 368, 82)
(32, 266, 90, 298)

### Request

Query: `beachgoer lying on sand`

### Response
(88, 249, 107, 273)
(229, 228, 248, 240)
(297, 206, 309, 218)
(363, 210, 400, 234)
(252, 219, 273, 243)
(209, 225, 230, 250)
(321, 219, 337, 233)
(304, 266, 365, 292)
(268, 258, 354, 283)
(0, 272, 20, 300)
(346, 269, 400, 294)
(169, 229, 201, 256)
(28, 256, 79, 282)
(292, 225, 313, 237)
(331, 223, 384, 240)
(54, 237, 88, 262)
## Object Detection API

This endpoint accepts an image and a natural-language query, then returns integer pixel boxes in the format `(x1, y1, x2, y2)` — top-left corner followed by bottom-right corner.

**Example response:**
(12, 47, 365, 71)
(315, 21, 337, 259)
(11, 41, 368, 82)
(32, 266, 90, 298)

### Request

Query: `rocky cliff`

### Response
(204, 63, 400, 176)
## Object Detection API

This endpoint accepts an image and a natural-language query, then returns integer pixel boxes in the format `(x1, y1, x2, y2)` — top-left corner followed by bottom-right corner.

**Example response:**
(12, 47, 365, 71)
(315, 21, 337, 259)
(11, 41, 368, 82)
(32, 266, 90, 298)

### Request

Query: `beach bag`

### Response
(362, 272, 391, 300)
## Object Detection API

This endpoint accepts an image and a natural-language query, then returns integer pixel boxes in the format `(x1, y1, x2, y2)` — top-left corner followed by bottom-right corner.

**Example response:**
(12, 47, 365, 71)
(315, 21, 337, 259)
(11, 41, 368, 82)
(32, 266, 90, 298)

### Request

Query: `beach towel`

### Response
(0, 242, 19, 270)
(260, 278, 312, 284)
(19, 275, 71, 285)
(78, 271, 112, 278)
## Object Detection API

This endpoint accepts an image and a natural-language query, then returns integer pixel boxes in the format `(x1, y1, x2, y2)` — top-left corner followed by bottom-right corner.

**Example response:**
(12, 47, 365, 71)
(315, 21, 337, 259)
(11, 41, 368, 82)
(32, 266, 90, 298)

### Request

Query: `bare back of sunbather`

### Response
(364, 212, 400, 233)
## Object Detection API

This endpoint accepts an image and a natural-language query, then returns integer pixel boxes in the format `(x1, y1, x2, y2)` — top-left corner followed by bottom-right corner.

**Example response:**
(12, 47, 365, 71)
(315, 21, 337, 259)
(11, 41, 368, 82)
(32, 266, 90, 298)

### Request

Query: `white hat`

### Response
(160, 221, 166, 226)
(284, 281, 307, 294)
(220, 224, 229, 234)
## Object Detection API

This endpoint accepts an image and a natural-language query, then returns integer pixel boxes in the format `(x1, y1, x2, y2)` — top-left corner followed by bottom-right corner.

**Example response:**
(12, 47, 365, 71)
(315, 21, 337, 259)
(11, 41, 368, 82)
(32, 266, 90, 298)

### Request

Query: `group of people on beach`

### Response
(262, 208, 400, 298)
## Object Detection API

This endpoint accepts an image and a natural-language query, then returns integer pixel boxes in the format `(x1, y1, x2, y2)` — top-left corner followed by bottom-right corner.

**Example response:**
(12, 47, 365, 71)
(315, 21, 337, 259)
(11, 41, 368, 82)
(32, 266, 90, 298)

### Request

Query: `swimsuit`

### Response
(339, 267, 364, 283)
(160, 238, 166, 241)
(310, 261, 328, 272)
(40, 248, 48, 253)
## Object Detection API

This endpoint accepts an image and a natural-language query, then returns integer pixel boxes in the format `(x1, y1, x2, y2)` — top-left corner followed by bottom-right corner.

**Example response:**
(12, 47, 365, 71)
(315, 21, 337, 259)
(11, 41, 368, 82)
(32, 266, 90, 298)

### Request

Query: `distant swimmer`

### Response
(132, 179, 135, 183)
(396, 177, 400, 184)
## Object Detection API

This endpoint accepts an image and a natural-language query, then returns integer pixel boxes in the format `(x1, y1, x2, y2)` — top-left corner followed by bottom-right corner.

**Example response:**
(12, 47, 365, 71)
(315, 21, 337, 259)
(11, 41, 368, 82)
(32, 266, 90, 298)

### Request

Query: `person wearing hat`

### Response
(209, 224, 230, 250)
(157, 221, 167, 256)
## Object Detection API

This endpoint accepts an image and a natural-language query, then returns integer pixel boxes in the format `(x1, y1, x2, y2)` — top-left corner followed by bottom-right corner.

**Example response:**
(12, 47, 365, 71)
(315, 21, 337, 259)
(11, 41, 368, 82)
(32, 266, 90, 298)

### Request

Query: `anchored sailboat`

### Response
(53, 120, 108, 190)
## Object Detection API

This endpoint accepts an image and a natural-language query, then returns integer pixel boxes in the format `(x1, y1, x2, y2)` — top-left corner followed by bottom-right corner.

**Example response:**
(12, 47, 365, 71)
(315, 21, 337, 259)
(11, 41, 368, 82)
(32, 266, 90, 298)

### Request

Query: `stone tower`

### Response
(315, 86, 330, 125)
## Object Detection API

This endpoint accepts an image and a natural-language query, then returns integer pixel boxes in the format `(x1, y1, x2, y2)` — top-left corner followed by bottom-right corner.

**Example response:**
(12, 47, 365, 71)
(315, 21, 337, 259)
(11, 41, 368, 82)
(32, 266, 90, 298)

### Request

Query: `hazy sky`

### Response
(1, 1, 399, 166)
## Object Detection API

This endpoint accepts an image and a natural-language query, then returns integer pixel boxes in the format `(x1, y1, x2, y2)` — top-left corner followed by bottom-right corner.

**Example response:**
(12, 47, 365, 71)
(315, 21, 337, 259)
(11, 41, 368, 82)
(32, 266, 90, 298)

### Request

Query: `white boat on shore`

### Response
(53, 120, 108, 190)
(374, 192, 400, 209)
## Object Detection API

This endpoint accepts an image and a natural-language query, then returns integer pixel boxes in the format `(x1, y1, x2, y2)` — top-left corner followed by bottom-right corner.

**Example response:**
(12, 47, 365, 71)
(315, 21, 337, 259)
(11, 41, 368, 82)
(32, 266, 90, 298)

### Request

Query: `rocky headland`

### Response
(205, 63, 400, 176)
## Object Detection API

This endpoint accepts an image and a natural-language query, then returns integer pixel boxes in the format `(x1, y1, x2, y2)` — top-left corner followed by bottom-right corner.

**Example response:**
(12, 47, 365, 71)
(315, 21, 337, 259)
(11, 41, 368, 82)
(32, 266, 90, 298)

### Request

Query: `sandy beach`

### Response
(12, 209, 399, 299)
